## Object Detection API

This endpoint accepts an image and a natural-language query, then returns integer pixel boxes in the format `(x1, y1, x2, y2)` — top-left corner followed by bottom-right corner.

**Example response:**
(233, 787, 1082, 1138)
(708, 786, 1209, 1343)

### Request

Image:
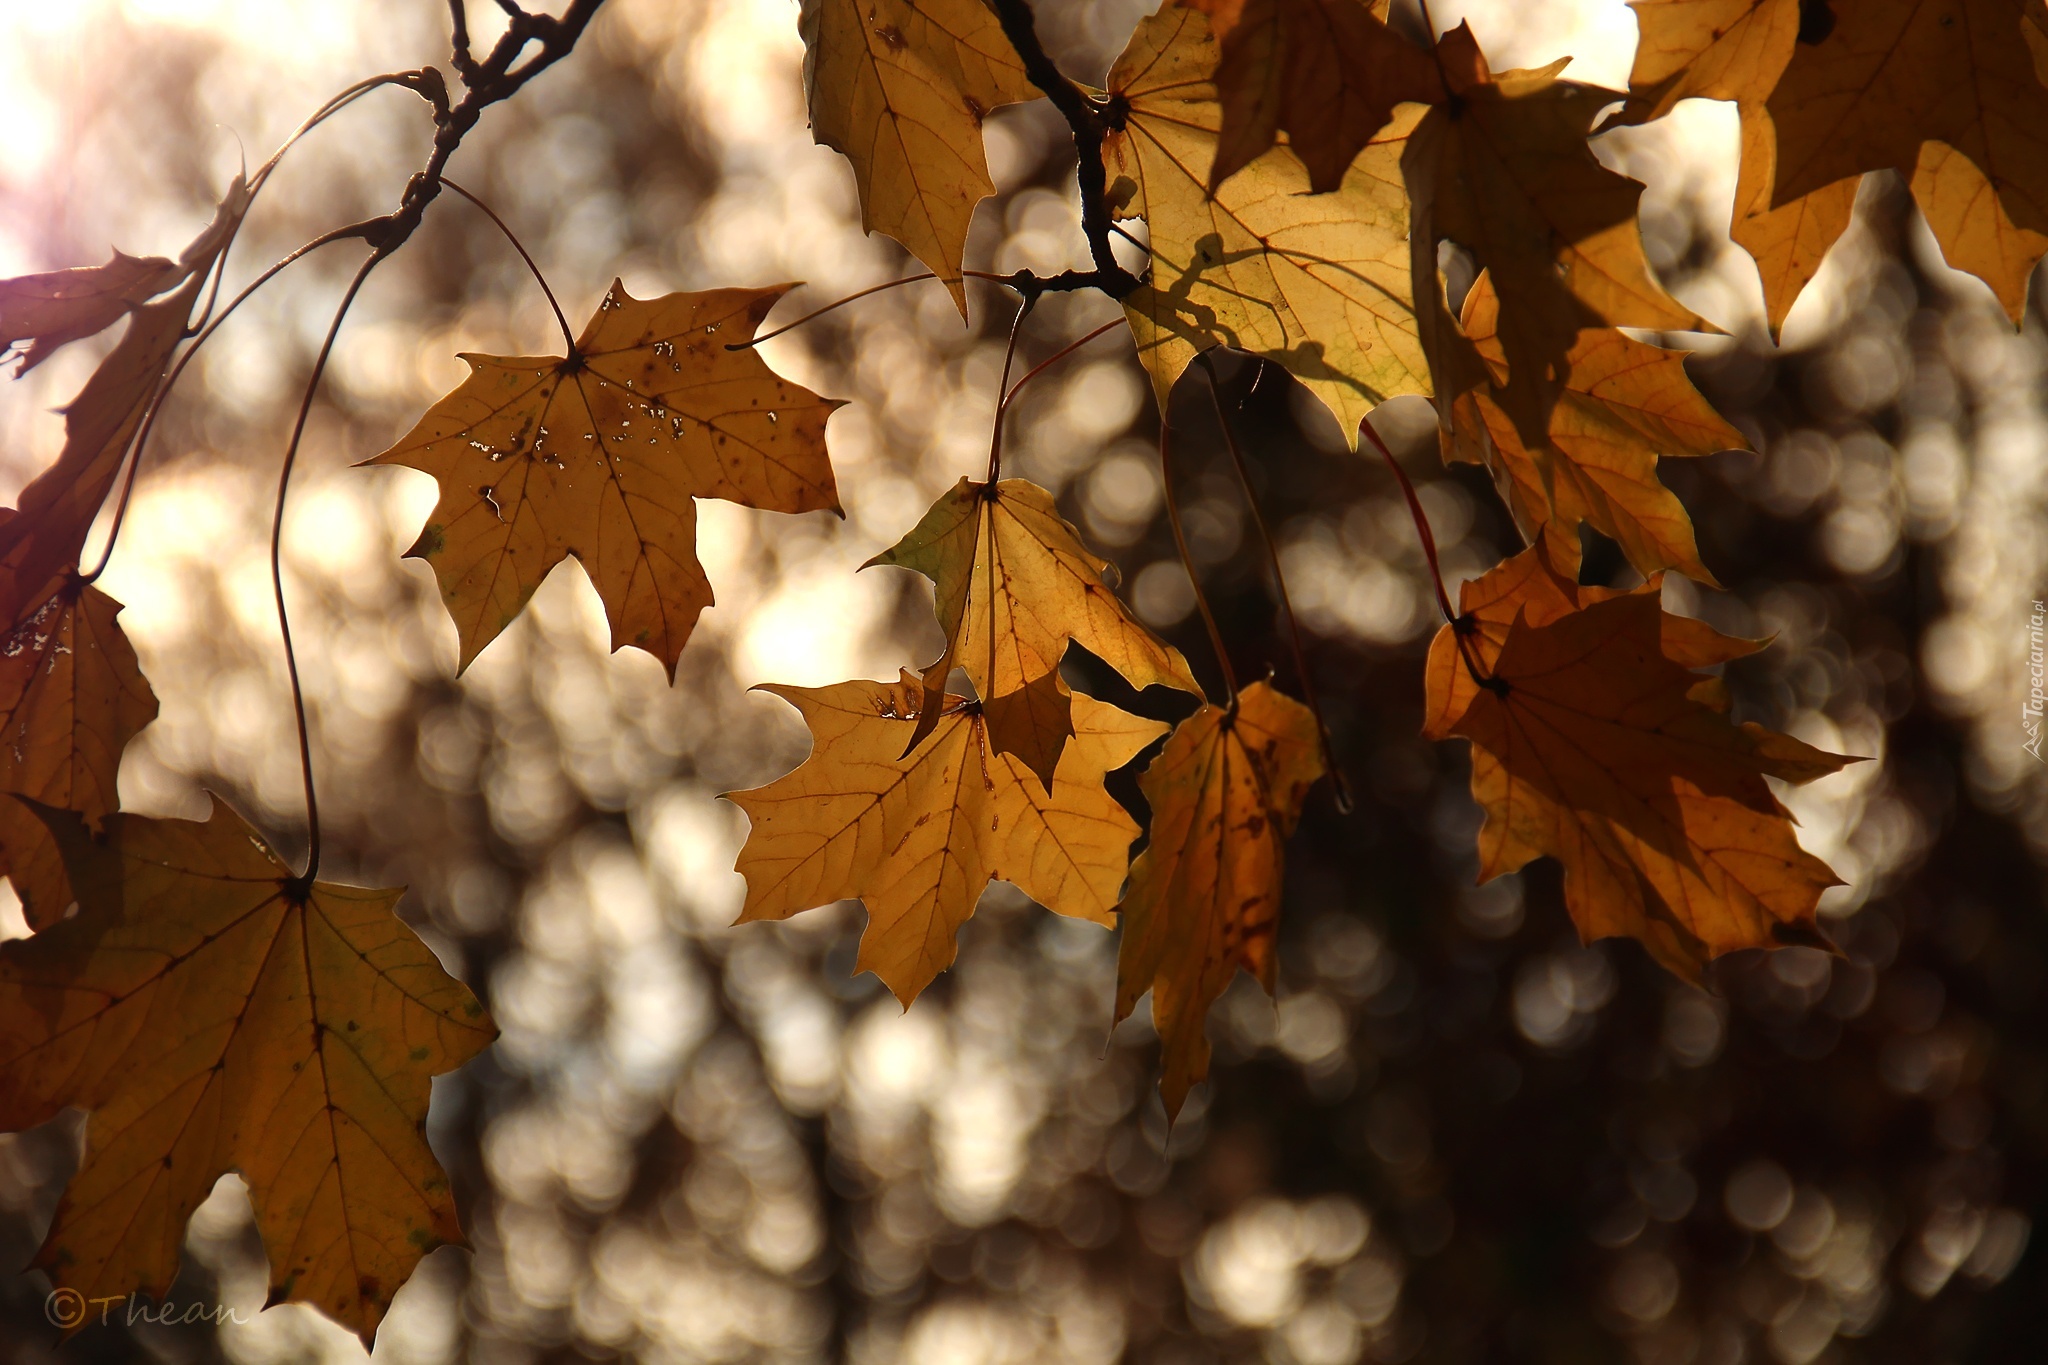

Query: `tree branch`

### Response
(988, 0, 1142, 299)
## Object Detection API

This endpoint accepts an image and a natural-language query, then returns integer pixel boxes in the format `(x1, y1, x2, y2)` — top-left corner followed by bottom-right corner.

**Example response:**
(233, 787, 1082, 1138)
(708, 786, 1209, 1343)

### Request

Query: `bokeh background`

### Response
(2, 0, 2045, 1361)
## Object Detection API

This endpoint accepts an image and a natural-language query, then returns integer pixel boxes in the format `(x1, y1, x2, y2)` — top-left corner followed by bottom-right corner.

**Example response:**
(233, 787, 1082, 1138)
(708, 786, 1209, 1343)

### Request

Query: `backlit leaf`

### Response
(799, 0, 1039, 312)
(1756, 0, 2048, 322)
(867, 477, 1197, 789)
(1408, 25, 1703, 446)
(1445, 273, 1739, 584)
(1619, 0, 1800, 124)
(1109, 4, 1431, 444)
(1434, 585, 1854, 978)
(1185, 0, 1443, 193)
(0, 582, 158, 928)
(369, 283, 842, 678)
(728, 671, 1167, 1005)
(1113, 681, 1324, 1117)
(0, 798, 495, 1344)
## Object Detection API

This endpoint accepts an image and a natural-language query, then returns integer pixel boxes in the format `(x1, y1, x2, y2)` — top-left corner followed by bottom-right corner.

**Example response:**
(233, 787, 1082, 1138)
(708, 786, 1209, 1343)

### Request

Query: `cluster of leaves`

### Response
(3, 0, 2043, 1347)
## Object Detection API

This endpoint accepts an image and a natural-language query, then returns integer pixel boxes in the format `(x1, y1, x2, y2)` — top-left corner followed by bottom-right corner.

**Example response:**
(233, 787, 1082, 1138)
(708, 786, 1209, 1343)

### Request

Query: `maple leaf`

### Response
(1183, 0, 1443, 194)
(1108, 4, 1431, 444)
(1113, 680, 1324, 1118)
(1426, 574, 1853, 979)
(0, 582, 158, 929)
(728, 670, 1167, 1005)
(1717, 0, 2048, 324)
(0, 798, 495, 1343)
(866, 477, 1198, 789)
(1406, 24, 1703, 446)
(0, 180, 252, 631)
(1445, 273, 1739, 584)
(799, 0, 1039, 312)
(1619, 0, 1801, 125)
(369, 283, 842, 678)
(1422, 533, 1762, 741)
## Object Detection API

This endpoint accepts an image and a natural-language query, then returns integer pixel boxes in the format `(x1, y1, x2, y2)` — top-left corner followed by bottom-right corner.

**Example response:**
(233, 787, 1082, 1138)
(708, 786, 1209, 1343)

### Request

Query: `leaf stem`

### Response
(1000, 318, 1126, 412)
(270, 251, 379, 884)
(1159, 418, 1236, 709)
(1359, 415, 1493, 691)
(442, 178, 574, 353)
(1197, 354, 1351, 811)
(985, 294, 1038, 483)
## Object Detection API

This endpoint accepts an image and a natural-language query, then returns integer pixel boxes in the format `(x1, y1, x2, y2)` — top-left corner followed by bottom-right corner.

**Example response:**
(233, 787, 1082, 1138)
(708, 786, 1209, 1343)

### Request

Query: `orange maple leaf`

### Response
(1114, 681, 1324, 1117)
(1405, 24, 1703, 446)
(1445, 273, 1741, 584)
(369, 283, 842, 677)
(729, 671, 1166, 1005)
(0, 798, 495, 1344)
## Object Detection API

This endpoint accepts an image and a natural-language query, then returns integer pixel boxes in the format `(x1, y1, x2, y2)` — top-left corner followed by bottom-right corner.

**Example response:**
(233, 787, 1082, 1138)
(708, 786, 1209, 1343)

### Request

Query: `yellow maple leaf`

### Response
(799, 0, 1040, 312)
(369, 282, 842, 677)
(1446, 273, 1740, 584)
(1114, 680, 1325, 1118)
(0, 798, 496, 1344)
(1108, 4, 1430, 444)
(866, 476, 1198, 789)
(728, 671, 1167, 1005)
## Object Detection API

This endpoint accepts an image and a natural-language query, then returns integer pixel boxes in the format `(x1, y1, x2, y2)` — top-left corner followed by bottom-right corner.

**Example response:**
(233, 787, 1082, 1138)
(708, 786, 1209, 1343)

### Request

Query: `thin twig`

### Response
(443, 178, 573, 352)
(727, 272, 942, 350)
(1196, 354, 1351, 810)
(1000, 318, 1125, 410)
(271, 251, 379, 887)
(1359, 415, 1496, 692)
(985, 294, 1038, 482)
(1160, 419, 1236, 708)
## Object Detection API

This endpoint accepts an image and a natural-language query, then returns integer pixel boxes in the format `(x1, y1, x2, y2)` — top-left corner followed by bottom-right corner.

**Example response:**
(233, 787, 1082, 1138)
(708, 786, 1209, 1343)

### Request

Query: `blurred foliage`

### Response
(1, 2, 2045, 1364)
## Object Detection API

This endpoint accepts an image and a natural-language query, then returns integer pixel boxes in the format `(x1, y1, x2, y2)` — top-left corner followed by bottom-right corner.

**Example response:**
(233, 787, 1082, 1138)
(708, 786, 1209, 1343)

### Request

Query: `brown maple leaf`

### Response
(0, 175, 247, 376)
(1445, 273, 1740, 584)
(0, 180, 251, 630)
(1183, 0, 1443, 194)
(1405, 24, 1703, 446)
(0, 253, 181, 376)
(0, 582, 158, 929)
(368, 283, 842, 677)
(866, 477, 1197, 789)
(799, 0, 1039, 312)
(728, 671, 1167, 1005)
(1114, 681, 1324, 1117)
(1429, 578, 1854, 979)
(0, 798, 496, 1344)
